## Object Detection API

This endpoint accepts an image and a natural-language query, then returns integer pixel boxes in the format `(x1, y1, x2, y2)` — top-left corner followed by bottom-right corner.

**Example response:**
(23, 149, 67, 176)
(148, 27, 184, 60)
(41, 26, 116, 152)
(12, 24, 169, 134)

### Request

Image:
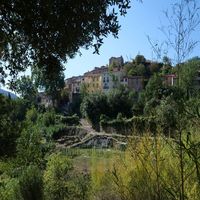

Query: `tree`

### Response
(157, 0, 200, 93)
(81, 92, 108, 131)
(179, 58, 200, 97)
(144, 74, 163, 102)
(32, 63, 65, 107)
(160, 2, 200, 199)
(81, 87, 135, 130)
(58, 87, 69, 110)
(149, 62, 162, 75)
(135, 63, 146, 76)
(16, 107, 45, 166)
(162, 56, 171, 66)
(19, 165, 43, 200)
(0, 95, 25, 156)
(124, 61, 136, 76)
(9, 75, 38, 103)
(80, 83, 89, 99)
(134, 55, 146, 64)
(107, 87, 135, 118)
(0, 0, 131, 83)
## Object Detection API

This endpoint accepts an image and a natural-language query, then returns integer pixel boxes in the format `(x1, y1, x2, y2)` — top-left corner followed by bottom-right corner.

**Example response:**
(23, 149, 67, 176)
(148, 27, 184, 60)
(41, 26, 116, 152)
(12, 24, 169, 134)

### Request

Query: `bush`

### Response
(42, 110, 56, 127)
(44, 153, 73, 200)
(70, 173, 91, 200)
(58, 114, 80, 126)
(100, 116, 156, 135)
(25, 107, 38, 123)
(0, 95, 25, 156)
(87, 132, 200, 200)
(19, 165, 43, 200)
(16, 113, 46, 167)
(0, 178, 22, 200)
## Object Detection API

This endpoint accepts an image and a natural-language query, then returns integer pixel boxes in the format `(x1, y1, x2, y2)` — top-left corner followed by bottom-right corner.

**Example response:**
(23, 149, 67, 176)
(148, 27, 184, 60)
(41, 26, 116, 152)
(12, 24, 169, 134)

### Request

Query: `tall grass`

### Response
(89, 132, 200, 200)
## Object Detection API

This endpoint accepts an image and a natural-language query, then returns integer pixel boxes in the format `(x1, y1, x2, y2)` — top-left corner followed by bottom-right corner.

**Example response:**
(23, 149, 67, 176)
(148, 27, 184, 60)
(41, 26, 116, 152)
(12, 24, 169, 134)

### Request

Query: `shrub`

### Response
(19, 165, 43, 200)
(0, 178, 22, 200)
(70, 173, 91, 200)
(58, 114, 80, 126)
(16, 124, 45, 167)
(42, 110, 56, 127)
(44, 153, 73, 200)
(0, 95, 24, 156)
(25, 107, 38, 123)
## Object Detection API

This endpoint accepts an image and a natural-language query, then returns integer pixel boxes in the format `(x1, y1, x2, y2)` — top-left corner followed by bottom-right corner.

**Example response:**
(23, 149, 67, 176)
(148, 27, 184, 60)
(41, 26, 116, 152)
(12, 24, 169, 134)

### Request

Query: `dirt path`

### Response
(80, 119, 96, 133)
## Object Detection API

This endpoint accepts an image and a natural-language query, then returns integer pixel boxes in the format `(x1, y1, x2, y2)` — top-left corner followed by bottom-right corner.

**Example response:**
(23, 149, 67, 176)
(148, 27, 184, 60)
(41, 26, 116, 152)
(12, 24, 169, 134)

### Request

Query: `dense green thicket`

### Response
(123, 55, 169, 77)
(81, 87, 136, 131)
(0, 95, 31, 156)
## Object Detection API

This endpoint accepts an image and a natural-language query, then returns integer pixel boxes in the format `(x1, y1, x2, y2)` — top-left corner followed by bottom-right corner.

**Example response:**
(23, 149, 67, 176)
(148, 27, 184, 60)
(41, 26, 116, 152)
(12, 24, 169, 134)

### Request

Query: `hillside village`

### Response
(65, 56, 144, 101)
(39, 55, 200, 107)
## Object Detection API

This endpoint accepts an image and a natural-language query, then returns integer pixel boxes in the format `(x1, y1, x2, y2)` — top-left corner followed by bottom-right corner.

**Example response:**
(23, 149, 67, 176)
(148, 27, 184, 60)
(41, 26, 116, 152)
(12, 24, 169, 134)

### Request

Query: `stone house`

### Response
(65, 76, 84, 102)
(37, 92, 53, 107)
(121, 76, 144, 92)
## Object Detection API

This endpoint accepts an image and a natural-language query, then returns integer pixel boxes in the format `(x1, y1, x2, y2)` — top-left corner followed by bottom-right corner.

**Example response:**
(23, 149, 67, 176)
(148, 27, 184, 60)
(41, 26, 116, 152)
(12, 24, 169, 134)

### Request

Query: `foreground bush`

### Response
(19, 165, 43, 200)
(44, 153, 73, 200)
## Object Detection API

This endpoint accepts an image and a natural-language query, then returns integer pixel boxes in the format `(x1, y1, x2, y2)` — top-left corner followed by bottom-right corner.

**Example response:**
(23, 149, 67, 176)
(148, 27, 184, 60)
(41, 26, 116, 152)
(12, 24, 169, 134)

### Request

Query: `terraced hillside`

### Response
(55, 119, 129, 150)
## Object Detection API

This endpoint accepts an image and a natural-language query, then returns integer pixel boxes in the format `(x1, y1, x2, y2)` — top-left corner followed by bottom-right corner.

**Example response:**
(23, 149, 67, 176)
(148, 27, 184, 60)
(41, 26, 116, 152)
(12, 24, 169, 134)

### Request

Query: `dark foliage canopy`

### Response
(0, 0, 130, 82)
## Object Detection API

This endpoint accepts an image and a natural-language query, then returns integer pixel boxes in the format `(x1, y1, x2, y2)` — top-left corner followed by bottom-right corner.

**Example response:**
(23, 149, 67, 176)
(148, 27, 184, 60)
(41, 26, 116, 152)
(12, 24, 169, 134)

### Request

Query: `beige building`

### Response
(102, 67, 125, 93)
(83, 66, 108, 93)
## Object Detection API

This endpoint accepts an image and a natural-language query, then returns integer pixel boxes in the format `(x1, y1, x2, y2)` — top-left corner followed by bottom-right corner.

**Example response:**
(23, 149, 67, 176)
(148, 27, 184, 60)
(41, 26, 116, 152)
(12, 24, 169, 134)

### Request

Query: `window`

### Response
(103, 84, 109, 89)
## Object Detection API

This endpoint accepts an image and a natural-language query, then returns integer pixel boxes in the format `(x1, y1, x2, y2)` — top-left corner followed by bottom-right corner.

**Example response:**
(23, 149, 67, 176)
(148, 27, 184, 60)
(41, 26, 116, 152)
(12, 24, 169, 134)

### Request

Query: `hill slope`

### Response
(0, 88, 18, 99)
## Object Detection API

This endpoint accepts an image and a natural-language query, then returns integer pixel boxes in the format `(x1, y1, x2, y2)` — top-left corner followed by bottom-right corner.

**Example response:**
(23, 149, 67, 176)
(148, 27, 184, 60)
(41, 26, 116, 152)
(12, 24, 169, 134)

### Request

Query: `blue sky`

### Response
(65, 0, 200, 78)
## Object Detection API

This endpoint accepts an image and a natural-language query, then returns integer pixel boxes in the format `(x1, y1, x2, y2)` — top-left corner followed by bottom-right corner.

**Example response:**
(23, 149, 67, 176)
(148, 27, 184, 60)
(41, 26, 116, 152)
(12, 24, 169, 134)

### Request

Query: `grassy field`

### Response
(61, 148, 124, 173)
